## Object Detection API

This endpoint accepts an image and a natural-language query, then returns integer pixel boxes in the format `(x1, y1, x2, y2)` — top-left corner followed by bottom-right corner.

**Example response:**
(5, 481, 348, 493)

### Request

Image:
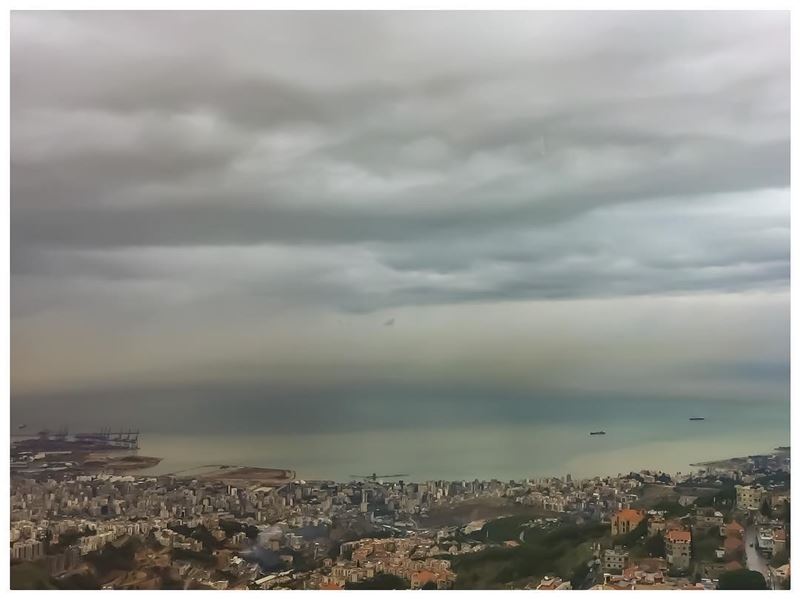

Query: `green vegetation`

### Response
(53, 572, 102, 590)
(219, 519, 259, 540)
(634, 484, 679, 508)
(168, 523, 194, 537)
(194, 525, 225, 551)
(145, 531, 165, 551)
(420, 581, 438, 590)
(569, 561, 591, 589)
(345, 574, 409, 590)
(48, 526, 96, 553)
(692, 484, 736, 510)
(145, 565, 183, 590)
(760, 499, 772, 518)
(471, 515, 545, 543)
(613, 518, 648, 547)
(84, 537, 140, 576)
(171, 547, 216, 565)
(692, 528, 721, 562)
(770, 550, 789, 568)
(718, 569, 767, 590)
(755, 471, 790, 488)
(650, 500, 690, 518)
(168, 524, 223, 552)
(643, 532, 665, 558)
(10, 562, 59, 590)
(283, 547, 318, 572)
(451, 522, 607, 589)
(11, 560, 102, 590)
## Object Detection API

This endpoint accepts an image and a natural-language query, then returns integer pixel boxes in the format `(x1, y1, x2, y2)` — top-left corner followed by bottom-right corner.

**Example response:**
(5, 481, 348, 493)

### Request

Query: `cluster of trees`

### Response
(452, 522, 609, 588)
(650, 500, 691, 518)
(84, 537, 141, 576)
(613, 518, 648, 547)
(345, 573, 409, 590)
(757, 496, 791, 522)
(53, 572, 102, 590)
(219, 519, 260, 540)
(568, 561, 591, 589)
(643, 531, 665, 558)
(717, 569, 767, 590)
(754, 471, 790, 488)
(43, 525, 97, 554)
(771, 550, 790, 568)
(692, 485, 736, 509)
(627, 472, 672, 485)
(171, 547, 216, 565)
(168, 523, 223, 553)
(165, 523, 228, 566)
(344, 574, 441, 590)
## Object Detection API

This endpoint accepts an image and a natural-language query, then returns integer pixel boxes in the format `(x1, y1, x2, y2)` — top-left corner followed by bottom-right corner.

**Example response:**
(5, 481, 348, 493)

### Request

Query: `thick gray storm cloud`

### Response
(11, 11, 789, 401)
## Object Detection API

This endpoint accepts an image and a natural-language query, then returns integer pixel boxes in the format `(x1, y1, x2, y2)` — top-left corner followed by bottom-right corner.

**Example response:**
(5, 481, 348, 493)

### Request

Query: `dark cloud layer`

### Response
(10, 11, 789, 400)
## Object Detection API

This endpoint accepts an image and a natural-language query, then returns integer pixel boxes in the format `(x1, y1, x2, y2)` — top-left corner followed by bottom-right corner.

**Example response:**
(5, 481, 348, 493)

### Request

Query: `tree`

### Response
(770, 550, 789, 568)
(53, 572, 101, 590)
(644, 532, 665, 558)
(718, 569, 767, 590)
(421, 581, 438, 590)
(760, 499, 772, 519)
(614, 518, 648, 547)
(569, 562, 590, 589)
(345, 574, 409, 590)
(84, 538, 141, 576)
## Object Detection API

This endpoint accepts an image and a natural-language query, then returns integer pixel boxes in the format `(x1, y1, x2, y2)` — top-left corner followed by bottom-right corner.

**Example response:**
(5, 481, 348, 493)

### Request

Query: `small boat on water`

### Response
(689, 417, 705, 421)
(589, 431, 606, 436)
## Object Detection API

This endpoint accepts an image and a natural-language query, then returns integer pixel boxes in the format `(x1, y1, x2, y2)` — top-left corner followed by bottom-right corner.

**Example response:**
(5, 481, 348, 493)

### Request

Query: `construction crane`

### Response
(350, 473, 408, 482)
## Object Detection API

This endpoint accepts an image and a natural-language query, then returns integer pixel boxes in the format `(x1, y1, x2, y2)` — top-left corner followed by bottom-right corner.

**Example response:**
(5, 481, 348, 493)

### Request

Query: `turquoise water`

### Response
(11, 394, 789, 482)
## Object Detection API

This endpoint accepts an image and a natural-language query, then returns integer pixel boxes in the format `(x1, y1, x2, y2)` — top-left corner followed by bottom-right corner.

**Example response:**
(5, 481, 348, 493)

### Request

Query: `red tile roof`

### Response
(666, 530, 691, 543)
(411, 570, 438, 586)
(615, 509, 645, 523)
(319, 582, 344, 590)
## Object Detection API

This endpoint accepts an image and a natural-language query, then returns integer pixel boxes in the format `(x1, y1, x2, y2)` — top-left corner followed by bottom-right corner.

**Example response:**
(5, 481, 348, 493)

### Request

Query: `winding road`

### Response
(744, 526, 773, 589)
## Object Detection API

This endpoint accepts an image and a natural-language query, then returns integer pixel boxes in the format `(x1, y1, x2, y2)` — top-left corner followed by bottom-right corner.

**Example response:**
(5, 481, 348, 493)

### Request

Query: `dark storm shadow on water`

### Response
(10, 380, 788, 441)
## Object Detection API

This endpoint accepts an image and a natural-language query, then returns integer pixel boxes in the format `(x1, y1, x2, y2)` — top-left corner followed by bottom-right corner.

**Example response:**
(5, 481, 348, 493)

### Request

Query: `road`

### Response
(744, 526, 773, 589)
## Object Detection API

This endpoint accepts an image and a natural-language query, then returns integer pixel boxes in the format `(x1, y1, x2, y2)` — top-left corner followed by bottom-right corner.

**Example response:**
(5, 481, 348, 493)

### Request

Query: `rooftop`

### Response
(614, 509, 645, 522)
(666, 530, 691, 543)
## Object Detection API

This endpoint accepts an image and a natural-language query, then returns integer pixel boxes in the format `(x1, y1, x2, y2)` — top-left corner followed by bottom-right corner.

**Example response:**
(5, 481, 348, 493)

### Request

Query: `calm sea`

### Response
(11, 393, 789, 482)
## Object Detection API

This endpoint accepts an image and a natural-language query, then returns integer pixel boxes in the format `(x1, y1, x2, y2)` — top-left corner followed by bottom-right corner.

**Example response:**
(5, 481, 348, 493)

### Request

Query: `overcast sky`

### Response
(10, 11, 789, 405)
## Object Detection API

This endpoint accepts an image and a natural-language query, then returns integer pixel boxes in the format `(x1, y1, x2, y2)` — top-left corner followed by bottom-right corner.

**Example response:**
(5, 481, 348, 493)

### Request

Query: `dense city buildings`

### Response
(9, 441, 791, 590)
